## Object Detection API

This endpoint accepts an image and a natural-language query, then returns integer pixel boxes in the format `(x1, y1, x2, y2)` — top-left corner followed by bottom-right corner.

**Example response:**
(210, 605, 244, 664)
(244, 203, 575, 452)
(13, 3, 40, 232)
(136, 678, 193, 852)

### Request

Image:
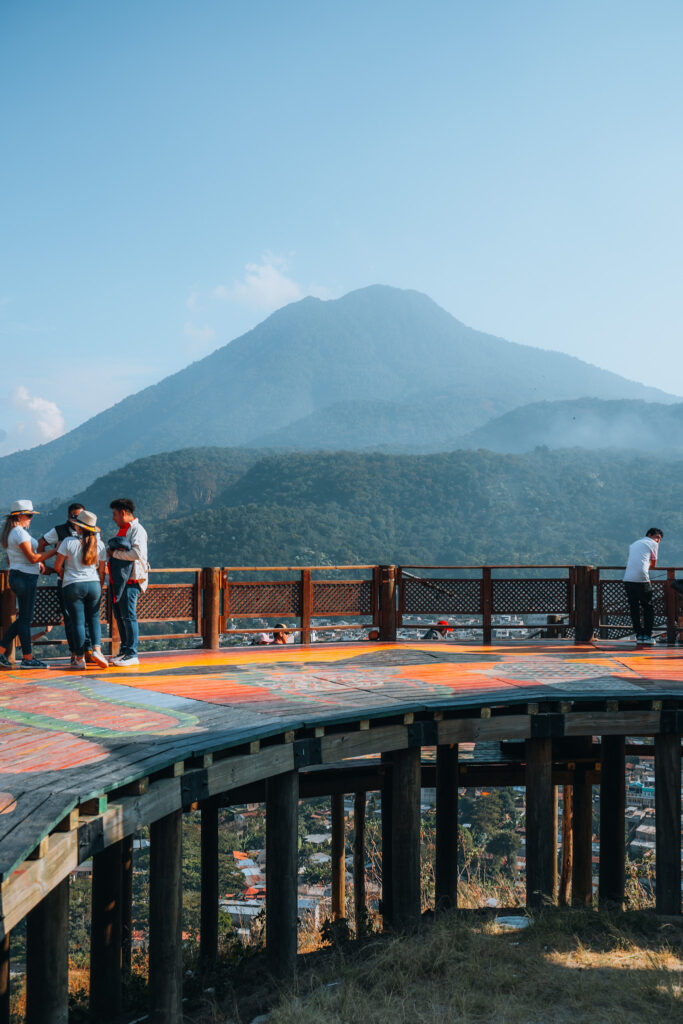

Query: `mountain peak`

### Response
(0, 286, 677, 505)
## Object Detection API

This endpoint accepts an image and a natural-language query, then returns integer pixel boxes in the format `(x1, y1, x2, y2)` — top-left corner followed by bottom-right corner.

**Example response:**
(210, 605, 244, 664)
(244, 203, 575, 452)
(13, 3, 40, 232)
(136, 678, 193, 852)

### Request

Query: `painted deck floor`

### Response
(1, 639, 682, 881)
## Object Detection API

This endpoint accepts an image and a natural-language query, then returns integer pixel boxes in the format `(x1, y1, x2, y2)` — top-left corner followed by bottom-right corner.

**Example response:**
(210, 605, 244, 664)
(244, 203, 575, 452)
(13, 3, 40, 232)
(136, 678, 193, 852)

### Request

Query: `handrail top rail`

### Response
(400, 564, 575, 570)
(223, 564, 377, 571)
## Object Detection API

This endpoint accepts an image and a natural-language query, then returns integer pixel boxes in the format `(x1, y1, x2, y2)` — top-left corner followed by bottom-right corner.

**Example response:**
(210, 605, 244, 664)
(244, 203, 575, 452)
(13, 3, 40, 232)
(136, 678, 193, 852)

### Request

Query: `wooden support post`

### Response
(26, 877, 69, 1024)
(599, 735, 626, 908)
(481, 567, 492, 645)
(0, 573, 16, 661)
(331, 793, 346, 920)
(559, 784, 573, 907)
(121, 835, 133, 975)
(666, 569, 678, 646)
(301, 569, 312, 645)
(0, 932, 8, 1024)
(435, 743, 459, 910)
(525, 737, 555, 909)
(655, 731, 682, 915)
(149, 809, 183, 1024)
(90, 841, 123, 1020)
(574, 565, 595, 644)
(380, 752, 393, 927)
(202, 567, 221, 650)
(266, 770, 299, 977)
(391, 746, 421, 929)
(353, 791, 366, 936)
(378, 565, 397, 641)
(200, 802, 219, 971)
(572, 758, 594, 907)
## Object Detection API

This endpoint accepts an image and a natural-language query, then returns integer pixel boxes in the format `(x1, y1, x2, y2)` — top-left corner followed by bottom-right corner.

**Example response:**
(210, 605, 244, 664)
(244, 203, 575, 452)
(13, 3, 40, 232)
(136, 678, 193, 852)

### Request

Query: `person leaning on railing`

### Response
(623, 527, 663, 646)
(0, 500, 58, 670)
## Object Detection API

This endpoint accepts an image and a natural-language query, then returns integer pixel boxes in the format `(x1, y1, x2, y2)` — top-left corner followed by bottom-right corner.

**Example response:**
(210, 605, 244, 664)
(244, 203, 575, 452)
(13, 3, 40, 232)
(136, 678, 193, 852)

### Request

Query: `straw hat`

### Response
(75, 510, 100, 533)
(9, 499, 39, 515)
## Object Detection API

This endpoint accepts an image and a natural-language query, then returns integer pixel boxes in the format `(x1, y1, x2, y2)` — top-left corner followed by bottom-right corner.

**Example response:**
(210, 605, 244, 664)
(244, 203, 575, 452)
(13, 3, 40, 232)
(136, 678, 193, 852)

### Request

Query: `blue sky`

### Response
(2, 0, 682, 453)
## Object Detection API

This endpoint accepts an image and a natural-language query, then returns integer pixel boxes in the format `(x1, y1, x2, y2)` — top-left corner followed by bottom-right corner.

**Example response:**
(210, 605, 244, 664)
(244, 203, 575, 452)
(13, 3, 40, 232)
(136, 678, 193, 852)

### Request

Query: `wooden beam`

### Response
(391, 747, 421, 929)
(149, 810, 183, 1023)
(353, 792, 366, 937)
(300, 569, 312, 645)
(558, 784, 572, 907)
(266, 771, 299, 977)
(435, 743, 458, 910)
(655, 732, 682, 915)
(26, 877, 69, 1024)
(0, 932, 8, 1024)
(599, 735, 625, 909)
(331, 793, 345, 921)
(121, 834, 133, 976)
(200, 802, 219, 972)
(525, 737, 555, 909)
(90, 840, 123, 1020)
(572, 757, 593, 908)
(378, 565, 397, 641)
(202, 567, 221, 650)
(380, 752, 393, 928)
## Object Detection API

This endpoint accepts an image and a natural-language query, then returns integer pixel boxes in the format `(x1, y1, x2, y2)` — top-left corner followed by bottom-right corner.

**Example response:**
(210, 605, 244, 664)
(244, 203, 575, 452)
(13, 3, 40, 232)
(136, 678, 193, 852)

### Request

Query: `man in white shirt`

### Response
(623, 528, 663, 645)
(108, 498, 149, 666)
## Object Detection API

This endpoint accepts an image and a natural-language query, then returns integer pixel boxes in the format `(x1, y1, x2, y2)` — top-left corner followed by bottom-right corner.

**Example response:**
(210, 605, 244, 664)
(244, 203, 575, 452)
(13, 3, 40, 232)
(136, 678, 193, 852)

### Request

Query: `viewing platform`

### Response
(0, 563, 682, 1022)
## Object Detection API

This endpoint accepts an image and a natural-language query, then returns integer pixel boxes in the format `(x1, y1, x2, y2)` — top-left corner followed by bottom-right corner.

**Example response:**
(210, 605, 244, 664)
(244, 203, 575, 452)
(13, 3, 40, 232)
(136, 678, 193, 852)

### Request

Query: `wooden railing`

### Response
(1, 563, 682, 651)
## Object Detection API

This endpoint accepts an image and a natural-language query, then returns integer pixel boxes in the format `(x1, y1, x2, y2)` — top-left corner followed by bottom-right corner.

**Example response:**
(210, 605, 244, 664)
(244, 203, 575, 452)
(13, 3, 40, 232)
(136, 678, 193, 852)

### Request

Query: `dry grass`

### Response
(258, 910, 683, 1024)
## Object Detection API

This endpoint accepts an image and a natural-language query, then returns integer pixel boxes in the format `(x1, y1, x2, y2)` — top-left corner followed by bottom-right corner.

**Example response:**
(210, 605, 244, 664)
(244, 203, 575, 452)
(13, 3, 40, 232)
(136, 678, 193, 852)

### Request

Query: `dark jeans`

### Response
(624, 581, 654, 637)
(113, 583, 141, 656)
(62, 581, 102, 656)
(57, 578, 92, 652)
(1, 570, 39, 656)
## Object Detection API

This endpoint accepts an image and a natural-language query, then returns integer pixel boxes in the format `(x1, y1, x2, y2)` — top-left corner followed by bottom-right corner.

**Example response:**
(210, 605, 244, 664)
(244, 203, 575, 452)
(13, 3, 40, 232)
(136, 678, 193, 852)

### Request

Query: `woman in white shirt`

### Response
(53, 510, 108, 670)
(0, 500, 58, 669)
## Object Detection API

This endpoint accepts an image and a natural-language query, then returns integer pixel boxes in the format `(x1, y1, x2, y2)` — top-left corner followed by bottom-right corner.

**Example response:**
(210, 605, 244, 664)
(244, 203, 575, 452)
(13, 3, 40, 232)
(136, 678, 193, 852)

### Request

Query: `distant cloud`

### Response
(213, 253, 332, 312)
(0, 386, 66, 454)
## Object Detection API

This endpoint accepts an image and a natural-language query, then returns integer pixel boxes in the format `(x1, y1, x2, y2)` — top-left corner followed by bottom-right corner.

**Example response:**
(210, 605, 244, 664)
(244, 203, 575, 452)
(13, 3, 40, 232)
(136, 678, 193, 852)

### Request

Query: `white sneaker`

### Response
(90, 648, 109, 668)
(112, 654, 139, 666)
(70, 657, 86, 670)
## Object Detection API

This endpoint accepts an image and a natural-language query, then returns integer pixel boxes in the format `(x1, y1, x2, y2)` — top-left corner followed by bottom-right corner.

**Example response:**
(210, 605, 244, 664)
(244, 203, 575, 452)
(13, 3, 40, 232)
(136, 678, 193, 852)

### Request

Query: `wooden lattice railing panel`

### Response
(491, 578, 572, 615)
(312, 581, 373, 617)
(137, 583, 196, 623)
(225, 581, 302, 618)
(401, 577, 481, 615)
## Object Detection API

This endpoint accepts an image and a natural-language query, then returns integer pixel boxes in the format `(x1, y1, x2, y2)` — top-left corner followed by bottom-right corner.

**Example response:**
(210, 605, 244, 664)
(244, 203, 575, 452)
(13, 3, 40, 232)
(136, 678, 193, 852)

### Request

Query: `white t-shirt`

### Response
(624, 537, 659, 583)
(6, 526, 40, 574)
(58, 535, 107, 587)
(43, 525, 77, 546)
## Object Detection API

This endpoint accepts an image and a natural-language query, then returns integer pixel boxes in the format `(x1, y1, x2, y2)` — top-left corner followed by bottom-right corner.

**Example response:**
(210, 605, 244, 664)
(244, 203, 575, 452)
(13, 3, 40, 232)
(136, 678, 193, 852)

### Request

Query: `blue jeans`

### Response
(62, 581, 102, 656)
(113, 583, 140, 656)
(57, 578, 92, 652)
(1, 570, 39, 656)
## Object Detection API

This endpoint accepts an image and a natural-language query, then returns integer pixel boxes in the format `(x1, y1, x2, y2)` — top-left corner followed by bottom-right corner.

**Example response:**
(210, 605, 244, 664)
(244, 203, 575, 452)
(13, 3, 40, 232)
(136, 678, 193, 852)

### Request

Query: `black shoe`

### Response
(0, 653, 13, 670)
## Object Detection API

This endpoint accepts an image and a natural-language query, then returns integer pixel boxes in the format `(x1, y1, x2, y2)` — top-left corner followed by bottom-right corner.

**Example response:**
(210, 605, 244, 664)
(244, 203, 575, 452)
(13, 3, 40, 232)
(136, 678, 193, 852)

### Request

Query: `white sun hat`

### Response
(9, 499, 39, 515)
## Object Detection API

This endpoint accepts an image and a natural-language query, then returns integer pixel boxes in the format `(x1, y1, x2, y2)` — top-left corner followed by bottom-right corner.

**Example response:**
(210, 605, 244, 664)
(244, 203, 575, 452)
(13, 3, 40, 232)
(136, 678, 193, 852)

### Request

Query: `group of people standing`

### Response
(0, 497, 148, 670)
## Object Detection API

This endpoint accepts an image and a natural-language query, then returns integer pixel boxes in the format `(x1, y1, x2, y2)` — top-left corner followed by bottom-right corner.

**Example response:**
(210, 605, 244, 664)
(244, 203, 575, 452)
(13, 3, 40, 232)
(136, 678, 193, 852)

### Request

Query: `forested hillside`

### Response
(42, 447, 683, 567)
(459, 398, 683, 453)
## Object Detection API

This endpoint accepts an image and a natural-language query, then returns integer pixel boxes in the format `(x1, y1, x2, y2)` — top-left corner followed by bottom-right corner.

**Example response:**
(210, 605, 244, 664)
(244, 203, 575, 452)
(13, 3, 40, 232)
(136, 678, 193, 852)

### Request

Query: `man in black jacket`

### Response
(38, 503, 92, 662)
